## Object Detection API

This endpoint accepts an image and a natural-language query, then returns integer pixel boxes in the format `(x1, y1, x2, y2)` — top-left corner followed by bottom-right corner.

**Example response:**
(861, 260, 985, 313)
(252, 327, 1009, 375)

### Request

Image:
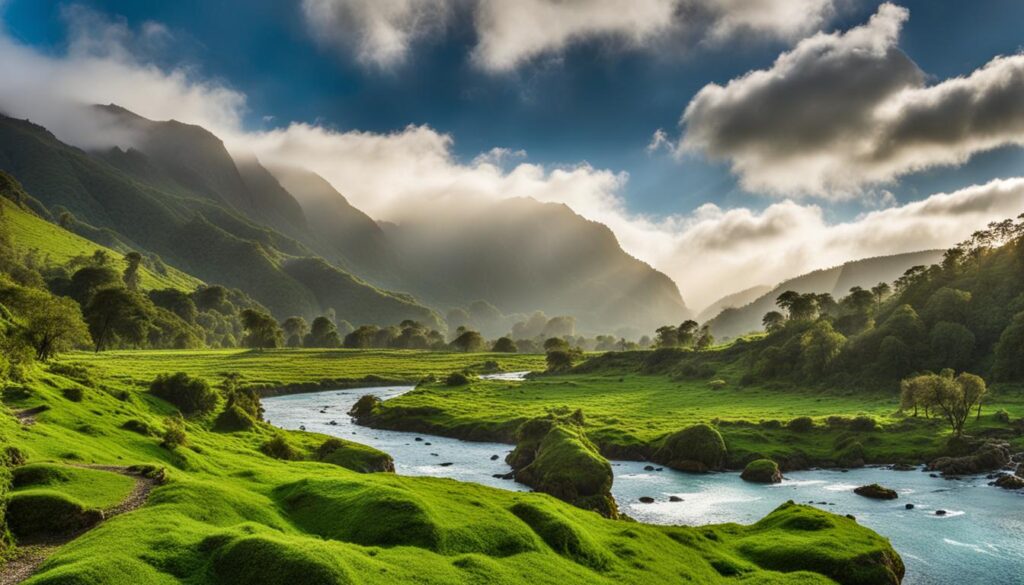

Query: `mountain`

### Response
(383, 197, 690, 334)
(697, 284, 773, 323)
(0, 112, 442, 328)
(706, 250, 945, 339)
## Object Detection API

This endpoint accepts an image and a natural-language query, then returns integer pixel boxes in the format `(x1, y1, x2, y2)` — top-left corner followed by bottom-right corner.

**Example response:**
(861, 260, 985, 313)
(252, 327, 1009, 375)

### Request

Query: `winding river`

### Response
(263, 374, 1024, 585)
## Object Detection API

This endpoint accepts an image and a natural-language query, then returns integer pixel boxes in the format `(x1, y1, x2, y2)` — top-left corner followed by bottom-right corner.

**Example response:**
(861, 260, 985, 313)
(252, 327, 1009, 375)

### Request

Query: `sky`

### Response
(1, 0, 1024, 311)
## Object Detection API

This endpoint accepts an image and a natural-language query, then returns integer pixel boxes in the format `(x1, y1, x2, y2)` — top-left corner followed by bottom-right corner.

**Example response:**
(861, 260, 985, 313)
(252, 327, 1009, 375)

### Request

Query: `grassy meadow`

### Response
(0, 352, 905, 584)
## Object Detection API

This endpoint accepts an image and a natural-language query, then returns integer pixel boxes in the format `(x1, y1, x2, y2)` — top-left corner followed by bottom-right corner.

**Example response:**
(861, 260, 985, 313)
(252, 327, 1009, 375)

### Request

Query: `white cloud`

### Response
(301, 0, 840, 71)
(3, 4, 1023, 316)
(300, 0, 451, 69)
(678, 3, 1024, 198)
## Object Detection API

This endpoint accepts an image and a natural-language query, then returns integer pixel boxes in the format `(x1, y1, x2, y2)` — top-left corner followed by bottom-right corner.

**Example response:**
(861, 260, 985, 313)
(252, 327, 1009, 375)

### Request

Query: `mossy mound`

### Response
(316, 437, 395, 473)
(652, 423, 726, 472)
(854, 484, 898, 500)
(507, 419, 618, 518)
(730, 501, 905, 585)
(208, 533, 355, 585)
(12, 463, 136, 509)
(510, 501, 611, 571)
(275, 478, 537, 557)
(740, 459, 783, 483)
(214, 404, 257, 432)
(348, 394, 382, 421)
(6, 490, 104, 539)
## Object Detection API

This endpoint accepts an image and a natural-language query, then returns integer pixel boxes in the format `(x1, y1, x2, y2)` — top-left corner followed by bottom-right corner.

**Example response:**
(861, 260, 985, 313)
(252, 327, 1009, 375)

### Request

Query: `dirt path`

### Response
(11, 407, 47, 427)
(1, 466, 161, 585)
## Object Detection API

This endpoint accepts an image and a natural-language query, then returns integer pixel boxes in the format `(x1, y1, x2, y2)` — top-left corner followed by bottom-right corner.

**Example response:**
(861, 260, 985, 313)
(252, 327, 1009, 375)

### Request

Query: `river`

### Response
(263, 376, 1024, 585)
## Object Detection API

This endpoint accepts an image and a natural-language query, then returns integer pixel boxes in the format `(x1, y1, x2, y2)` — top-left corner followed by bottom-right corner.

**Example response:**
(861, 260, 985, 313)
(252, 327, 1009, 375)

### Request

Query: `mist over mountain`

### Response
(706, 249, 945, 339)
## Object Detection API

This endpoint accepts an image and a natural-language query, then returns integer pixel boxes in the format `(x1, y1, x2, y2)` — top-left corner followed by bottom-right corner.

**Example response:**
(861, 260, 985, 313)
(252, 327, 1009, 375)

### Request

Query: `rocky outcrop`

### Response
(854, 484, 898, 500)
(506, 417, 618, 518)
(741, 459, 783, 483)
(651, 424, 726, 472)
(928, 440, 1011, 476)
(992, 474, 1024, 490)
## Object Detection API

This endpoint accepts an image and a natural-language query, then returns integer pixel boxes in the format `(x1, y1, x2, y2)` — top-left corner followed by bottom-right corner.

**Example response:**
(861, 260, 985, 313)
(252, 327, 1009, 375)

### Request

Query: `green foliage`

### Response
(150, 372, 218, 416)
(261, 434, 302, 460)
(445, 371, 471, 386)
(787, 417, 815, 432)
(303, 316, 340, 348)
(450, 329, 485, 353)
(5, 490, 104, 538)
(993, 311, 1024, 381)
(492, 336, 517, 352)
(653, 424, 727, 472)
(84, 287, 153, 351)
(161, 415, 188, 449)
(240, 308, 283, 349)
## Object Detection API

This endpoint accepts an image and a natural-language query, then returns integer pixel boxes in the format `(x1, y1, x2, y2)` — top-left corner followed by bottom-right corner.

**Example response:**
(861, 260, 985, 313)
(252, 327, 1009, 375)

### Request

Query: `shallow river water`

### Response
(263, 377, 1024, 585)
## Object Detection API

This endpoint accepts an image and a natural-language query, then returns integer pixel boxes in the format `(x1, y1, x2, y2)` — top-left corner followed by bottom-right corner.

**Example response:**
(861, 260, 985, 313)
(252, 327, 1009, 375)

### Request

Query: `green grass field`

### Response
(365, 359, 1024, 467)
(2, 199, 202, 292)
(0, 352, 904, 584)
(60, 349, 548, 390)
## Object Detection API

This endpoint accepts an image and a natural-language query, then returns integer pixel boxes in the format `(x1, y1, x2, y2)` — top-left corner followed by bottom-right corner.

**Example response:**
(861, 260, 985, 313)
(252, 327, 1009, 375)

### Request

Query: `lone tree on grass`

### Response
(899, 370, 987, 436)
(240, 309, 283, 350)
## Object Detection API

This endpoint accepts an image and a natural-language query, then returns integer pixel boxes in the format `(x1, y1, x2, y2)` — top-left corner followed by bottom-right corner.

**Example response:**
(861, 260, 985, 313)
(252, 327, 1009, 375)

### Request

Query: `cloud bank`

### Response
(2, 5, 1023, 313)
(301, 0, 838, 71)
(679, 3, 1024, 197)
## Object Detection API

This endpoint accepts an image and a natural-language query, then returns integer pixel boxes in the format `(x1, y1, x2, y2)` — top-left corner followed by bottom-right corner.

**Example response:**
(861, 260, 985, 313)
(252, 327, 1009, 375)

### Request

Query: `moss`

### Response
(508, 419, 618, 518)
(62, 387, 85, 402)
(208, 533, 355, 585)
(6, 490, 104, 538)
(652, 423, 727, 472)
(316, 438, 394, 473)
(740, 459, 782, 483)
(510, 501, 611, 571)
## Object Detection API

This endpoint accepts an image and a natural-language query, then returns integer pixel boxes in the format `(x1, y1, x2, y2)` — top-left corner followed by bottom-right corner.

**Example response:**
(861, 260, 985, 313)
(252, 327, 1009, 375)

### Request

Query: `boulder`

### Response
(992, 474, 1024, 490)
(669, 495, 683, 502)
(638, 496, 655, 504)
(348, 395, 382, 421)
(651, 424, 726, 473)
(741, 459, 783, 483)
(928, 441, 1011, 476)
(854, 484, 898, 500)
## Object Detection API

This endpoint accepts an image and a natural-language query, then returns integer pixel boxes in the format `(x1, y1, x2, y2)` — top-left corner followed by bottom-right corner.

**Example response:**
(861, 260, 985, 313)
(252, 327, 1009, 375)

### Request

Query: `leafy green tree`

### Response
(676, 320, 699, 348)
(344, 325, 378, 349)
(122, 251, 143, 291)
(281, 316, 309, 348)
(193, 286, 231, 314)
(543, 337, 570, 352)
(922, 287, 972, 326)
(871, 282, 891, 310)
(694, 325, 714, 350)
(84, 288, 153, 352)
(546, 348, 582, 372)
(877, 335, 914, 379)
(928, 321, 975, 371)
(450, 330, 485, 353)
(148, 289, 197, 323)
(993, 311, 1024, 381)
(777, 291, 818, 321)
(762, 311, 785, 333)
(492, 336, 517, 353)
(900, 371, 987, 436)
(0, 286, 91, 360)
(64, 265, 121, 306)
(799, 321, 845, 379)
(240, 309, 283, 350)
(655, 325, 678, 348)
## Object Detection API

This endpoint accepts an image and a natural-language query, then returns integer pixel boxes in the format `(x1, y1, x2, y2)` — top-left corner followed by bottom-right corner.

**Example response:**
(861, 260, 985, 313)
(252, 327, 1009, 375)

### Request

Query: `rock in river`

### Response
(740, 459, 783, 483)
(854, 484, 898, 500)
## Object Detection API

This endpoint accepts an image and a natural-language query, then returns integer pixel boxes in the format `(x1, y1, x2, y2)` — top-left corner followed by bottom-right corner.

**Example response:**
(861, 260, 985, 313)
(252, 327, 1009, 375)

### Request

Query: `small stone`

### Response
(439, 462, 453, 467)
(425, 442, 432, 446)
(638, 496, 655, 504)
(431, 453, 439, 457)
(328, 420, 338, 426)
(935, 510, 947, 516)
(414, 437, 423, 442)
(669, 496, 683, 502)
(644, 465, 655, 471)
(655, 467, 663, 471)
(490, 455, 499, 461)
(905, 503, 914, 510)
(846, 514, 856, 521)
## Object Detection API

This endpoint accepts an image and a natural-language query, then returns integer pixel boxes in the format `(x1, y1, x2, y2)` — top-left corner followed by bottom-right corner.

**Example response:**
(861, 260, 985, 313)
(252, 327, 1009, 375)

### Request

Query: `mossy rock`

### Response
(854, 484, 898, 500)
(317, 438, 394, 473)
(6, 490, 104, 539)
(508, 420, 617, 518)
(347, 394, 382, 421)
(209, 533, 355, 585)
(740, 459, 782, 483)
(733, 501, 905, 585)
(652, 424, 727, 472)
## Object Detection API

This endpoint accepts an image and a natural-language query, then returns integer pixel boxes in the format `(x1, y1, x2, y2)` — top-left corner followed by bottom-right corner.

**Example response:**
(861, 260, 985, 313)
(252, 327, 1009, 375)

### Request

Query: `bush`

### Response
(994, 409, 1011, 424)
(760, 419, 782, 429)
(161, 416, 187, 450)
(150, 372, 218, 416)
(445, 372, 471, 386)
(850, 416, 878, 432)
(787, 417, 815, 432)
(121, 419, 156, 436)
(61, 387, 84, 402)
(215, 404, 257, 432)
(261, 435, 301, 460)
(826, 416, 850, 430)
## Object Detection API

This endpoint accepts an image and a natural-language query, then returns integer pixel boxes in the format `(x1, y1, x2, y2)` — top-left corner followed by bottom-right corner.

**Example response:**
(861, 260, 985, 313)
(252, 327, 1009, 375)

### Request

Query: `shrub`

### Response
(121, 419, 156, 436)
(826, 416, 850, 430)
(760, 419, 782, 429)
(787, 417, 815, 432)
(161, 416, 187, 450)
(316, 438, 346, 461)
(215, 404, 257, 432)
(61, 387, 84, 402)
(445, 372, 471, 386)
(850, 416, 878, 432)
(261, 435, 301, 460)
(150, 372, 218, 416)
(994, 409, 1011, 424)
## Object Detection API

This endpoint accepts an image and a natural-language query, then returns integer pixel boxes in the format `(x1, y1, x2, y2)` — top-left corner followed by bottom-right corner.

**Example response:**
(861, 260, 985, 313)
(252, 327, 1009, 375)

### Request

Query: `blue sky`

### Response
(6, 0, 1023, 220)
(2, 1, 1024, 308)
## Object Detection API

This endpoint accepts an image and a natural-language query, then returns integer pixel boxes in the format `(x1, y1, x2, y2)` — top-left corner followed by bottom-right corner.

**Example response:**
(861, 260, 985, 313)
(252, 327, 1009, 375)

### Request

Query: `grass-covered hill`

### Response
(0, 113, 441, 328)
(0, 352, 905, 585)
(706, 250, 945, 339)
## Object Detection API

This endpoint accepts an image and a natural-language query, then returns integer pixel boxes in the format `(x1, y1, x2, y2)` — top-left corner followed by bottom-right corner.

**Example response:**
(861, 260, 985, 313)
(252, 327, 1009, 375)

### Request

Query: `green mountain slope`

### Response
(707, 250, 945, 339)
(0, 113, 440, 327)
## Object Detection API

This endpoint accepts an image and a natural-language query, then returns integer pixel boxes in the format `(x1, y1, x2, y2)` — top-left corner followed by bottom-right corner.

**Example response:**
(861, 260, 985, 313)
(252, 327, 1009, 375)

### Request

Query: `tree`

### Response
(64, 265, 121, 306)
(922, 287, 972, 326)
(993, 311, 1024, 381)
(543, 337, 570, 352)
(546, 348, 582, 372)
(776, 291, 817, 321)
(798, 320, 845, 379)
(655, 325, 678, 348)
(148, 289, 197, 323)
(194, 286, 231, 314)
(492, 337, 517, 353)
(122, 251, 142, 291)
(928, 321, 975, 371)
(84, 288, 153, 352)
(344, 325, 378, 348)
(450, 330, 485, 353)
(676, 320, 699, 348)
(240, 309, 283, 350)
(900, 371, 987, 436)
(762, 311, 785, 333)
(281, 316, 309, 348)
(694, 325, 714, 350)
(0, 286, 91, 360)
(871, 282, 891, 310)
